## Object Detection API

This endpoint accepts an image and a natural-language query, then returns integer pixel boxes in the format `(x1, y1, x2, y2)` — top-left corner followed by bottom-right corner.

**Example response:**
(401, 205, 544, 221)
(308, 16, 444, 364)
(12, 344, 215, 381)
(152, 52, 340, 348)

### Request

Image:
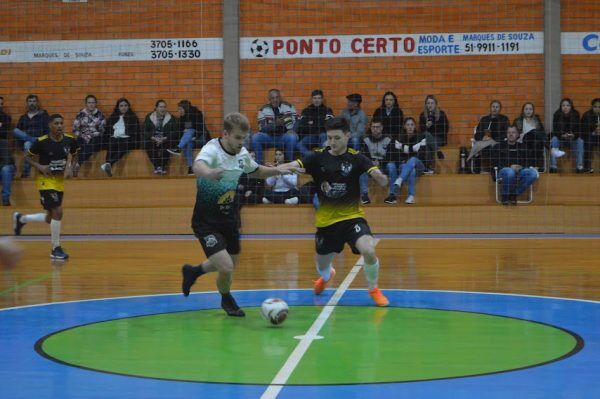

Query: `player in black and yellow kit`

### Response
(13, 114, 79, 260)
(292, 117, 390, 306)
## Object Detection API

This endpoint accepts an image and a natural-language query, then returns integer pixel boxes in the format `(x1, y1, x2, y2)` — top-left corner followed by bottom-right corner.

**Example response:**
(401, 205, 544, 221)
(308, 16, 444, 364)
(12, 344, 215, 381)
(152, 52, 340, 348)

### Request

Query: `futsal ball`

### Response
(261, 298, 289, 325)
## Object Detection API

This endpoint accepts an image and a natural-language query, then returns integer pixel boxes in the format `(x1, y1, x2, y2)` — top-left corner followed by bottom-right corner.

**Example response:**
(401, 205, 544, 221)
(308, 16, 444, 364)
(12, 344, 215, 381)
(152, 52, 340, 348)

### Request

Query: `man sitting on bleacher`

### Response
(491, 125, 539, 205)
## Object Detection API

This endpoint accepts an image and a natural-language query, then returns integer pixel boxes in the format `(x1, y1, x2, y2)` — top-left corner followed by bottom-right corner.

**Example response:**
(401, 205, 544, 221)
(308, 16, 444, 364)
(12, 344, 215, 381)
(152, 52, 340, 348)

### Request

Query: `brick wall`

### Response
(240, 0, 545, 145)
(0, 0, 223, 133)
(561, 0, 600, 118)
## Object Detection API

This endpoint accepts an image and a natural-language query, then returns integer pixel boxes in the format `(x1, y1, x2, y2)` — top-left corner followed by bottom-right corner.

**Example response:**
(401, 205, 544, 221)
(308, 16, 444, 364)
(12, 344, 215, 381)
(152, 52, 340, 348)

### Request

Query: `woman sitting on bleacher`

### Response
(389, 117, 428, 205)
(262, 149, 300, 205)
(550, 98, 584, 173)
(100, 98, 139, 177)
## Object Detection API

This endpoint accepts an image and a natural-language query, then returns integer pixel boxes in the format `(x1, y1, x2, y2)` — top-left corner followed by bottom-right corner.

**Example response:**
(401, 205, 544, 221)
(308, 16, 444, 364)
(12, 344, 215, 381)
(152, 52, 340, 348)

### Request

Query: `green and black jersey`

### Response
(298, 148, 377, 228)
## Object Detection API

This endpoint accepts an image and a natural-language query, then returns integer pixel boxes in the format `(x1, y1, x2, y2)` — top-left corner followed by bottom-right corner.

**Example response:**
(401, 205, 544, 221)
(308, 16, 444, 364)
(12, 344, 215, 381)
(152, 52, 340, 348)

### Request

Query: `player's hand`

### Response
(277, 163, 304, 175)
(39, 165, 52, 176)
(206, 167, 224, 181)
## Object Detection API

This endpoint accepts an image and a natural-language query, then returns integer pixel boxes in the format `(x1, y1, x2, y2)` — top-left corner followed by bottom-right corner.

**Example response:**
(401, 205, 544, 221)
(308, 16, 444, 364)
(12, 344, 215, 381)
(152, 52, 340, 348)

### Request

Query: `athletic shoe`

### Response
(549, 167, 558, 174)
(2, 197, 10, 206)
(50, 246, 69, 260)
(501, 194, 510, 205)
(167, 148, 182, 156)
(181, 264, 201, 297)
(100, 162, 113, 177)
(383, 194, 397, 204)
(551, 148, 565, 158)
(262, 197, 272, 204)
(221, 293, 245, 317)
(187, 166, 194, 176)
(361, 194, 371, 205)
(13, 212, 24, 236)
(405, 195, 415, 204)
(423, 168, 435, 175)
(509, 194, 518, 206)
(284, 197, 299, 205)
(368, 288, 389, 307)
(314, 267, 336, 295)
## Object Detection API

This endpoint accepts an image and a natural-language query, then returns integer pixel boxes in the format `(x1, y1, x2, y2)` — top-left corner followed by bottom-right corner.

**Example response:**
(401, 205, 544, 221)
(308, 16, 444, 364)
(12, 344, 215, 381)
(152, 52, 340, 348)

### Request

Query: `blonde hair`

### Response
(224, 112, 250, 134)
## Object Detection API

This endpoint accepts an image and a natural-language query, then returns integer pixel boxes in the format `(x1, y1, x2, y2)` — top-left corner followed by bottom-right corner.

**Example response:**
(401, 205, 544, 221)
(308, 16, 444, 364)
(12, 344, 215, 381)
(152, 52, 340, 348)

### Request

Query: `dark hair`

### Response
(85, 94, 97, 103)
(311, 89, 324, 97)
(0, 96, 3, 101)
(26, 94, 38, 101)
(155, 99, 166, 108)
(178, 99, 191, 113)
(325, 117, 349, 133)
(490, 99, 502, 108)
(380, 91, 399, 108)
(520, 102, 535, 117)
(507, 124, 518, 131)
(113, 97, 133, 116)
(48, 113, 63, 122)
(591, 98, 600, 106)
(558, 97, 575, 114)
(371, 118, 383, 125)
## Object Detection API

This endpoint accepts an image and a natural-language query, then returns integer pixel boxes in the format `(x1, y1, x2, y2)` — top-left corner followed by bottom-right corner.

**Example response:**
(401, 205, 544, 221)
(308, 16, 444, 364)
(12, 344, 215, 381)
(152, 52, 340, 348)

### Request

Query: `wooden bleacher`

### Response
(2, 146, 599, 235)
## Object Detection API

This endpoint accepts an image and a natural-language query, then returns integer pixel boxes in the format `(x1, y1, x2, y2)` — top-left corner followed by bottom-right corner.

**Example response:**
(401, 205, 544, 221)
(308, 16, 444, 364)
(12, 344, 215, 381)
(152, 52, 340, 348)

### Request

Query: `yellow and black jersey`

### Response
(298, 148, 378, 228)
(28, 134, 80, 192)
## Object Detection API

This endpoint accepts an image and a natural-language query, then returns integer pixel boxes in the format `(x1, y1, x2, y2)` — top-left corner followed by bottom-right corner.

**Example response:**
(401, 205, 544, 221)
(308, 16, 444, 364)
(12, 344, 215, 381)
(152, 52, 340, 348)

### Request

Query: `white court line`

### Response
(259, 249, 373, 399)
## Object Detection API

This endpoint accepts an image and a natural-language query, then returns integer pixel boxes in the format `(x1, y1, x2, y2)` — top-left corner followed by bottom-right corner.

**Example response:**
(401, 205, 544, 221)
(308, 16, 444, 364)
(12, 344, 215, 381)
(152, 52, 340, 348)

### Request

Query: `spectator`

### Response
(341, 93, 368, 150)
(372, 91, 403, 140)
(100, 98, 139, 177)
(0, 139, 15, 206)
(419, 94, 449, 164)
(168, 100, 211, 176)
(581, 98, 600, 173)
(72, 95, 106, 173)
(262, 149, 300, 205)
(513, 102, 563, 172)
(359, 118, 395, 205)
(237, 151, 265, 205)
(491, 125, 539, 205)
(12, 94, 50, 177)
(468, 100, 510, 172)
(390, 117, 428, 204)
(550, 98, 584, 173)
(251, 89, 298, 164)
(0, 96, 10, 141)
(143, 100, 178, 175)
(296, 89, 334, 157)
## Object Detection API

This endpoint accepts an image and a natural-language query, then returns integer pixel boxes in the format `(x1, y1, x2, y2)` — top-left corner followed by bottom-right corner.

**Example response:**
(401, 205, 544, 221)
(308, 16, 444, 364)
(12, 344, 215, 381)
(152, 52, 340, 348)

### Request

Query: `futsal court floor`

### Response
(1, 234, 600, 398)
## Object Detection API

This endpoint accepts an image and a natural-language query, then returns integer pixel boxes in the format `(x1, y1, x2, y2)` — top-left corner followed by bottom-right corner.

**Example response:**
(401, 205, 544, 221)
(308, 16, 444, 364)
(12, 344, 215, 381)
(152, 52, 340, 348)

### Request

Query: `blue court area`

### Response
(1, 289, 600, 398)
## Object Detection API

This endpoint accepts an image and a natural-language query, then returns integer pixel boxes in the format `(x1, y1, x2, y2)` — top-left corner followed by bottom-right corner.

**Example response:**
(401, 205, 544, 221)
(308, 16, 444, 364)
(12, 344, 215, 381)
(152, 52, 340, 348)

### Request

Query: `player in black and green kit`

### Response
(292, 117, 390, 306)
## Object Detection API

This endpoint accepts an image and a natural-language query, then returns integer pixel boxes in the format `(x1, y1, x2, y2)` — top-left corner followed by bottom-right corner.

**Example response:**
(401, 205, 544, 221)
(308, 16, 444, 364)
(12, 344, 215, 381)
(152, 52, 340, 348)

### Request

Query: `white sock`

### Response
(363, 258, 380, 290)
(317, 263, 332, 281)
(21, 213, 47, 223)
(50, 219, 61, 249)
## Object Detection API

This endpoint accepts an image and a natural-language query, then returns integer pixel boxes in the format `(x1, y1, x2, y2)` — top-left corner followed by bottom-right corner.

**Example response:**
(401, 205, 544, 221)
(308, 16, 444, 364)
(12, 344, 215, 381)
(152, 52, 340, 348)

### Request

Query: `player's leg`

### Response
(314, 226, 341, 295)
(13, 189, 55, 236)
(351, 222, 389, 306)
(49, 203, 68, 260)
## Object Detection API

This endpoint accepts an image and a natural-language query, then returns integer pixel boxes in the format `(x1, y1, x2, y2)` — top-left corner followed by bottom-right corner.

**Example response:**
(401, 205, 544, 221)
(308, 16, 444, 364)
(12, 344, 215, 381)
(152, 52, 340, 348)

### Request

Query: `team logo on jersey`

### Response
(217, 190, 235, 205)
(204, 235, 218, 248)
(238, 159, 244, 169)
(340, 162, 353, 176)
(63, 146, 70, 155)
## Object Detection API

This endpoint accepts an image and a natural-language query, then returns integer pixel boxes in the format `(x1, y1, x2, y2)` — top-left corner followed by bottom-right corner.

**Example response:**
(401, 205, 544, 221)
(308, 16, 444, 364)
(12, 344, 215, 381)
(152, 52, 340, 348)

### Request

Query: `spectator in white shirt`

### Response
(262, 149, 300, 205)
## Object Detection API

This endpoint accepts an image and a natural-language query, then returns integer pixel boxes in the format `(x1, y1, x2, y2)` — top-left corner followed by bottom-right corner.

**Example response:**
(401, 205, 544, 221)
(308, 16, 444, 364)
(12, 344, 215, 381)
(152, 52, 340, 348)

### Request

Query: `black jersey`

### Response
(298, 148, 377, 228)
(28, 134, 79, 192)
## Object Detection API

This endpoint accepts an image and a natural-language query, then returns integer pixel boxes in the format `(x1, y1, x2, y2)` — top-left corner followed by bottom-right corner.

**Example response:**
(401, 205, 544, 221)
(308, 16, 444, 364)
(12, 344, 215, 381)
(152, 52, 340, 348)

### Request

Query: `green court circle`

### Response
(39, 306, 578, 385)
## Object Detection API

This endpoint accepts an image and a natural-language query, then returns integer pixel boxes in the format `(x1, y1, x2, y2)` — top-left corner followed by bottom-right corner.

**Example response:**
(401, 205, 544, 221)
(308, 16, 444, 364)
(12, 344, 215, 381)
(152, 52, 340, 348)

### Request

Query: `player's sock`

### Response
(21, 213, 46, 223)
(50, 219, 61, 249)
(181, 263, 206, 297)
(221, 292, 245, 317)
(363, 258, 380, 290)
(317, 262, 333, 281)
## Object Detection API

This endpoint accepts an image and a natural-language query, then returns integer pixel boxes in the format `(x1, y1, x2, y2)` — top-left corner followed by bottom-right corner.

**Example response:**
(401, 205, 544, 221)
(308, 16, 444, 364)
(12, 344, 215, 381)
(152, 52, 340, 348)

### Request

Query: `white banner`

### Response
(0, 38, 222, 63)
(562, 32, 600, 55)
(241, 32, 543, 59)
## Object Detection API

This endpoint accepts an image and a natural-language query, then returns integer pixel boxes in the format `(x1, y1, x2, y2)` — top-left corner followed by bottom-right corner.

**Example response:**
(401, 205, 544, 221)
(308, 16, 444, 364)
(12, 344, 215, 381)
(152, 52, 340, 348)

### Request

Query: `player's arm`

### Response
(370, 167, 388, 187)
(24, 150, 51, 176)
(248, 161, 304, 179)
(193, 159, 223, 181)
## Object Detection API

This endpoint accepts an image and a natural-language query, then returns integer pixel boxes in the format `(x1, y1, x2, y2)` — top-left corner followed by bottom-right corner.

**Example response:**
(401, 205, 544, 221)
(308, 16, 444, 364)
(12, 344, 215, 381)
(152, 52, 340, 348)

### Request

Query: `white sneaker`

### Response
(100, 162, 112, 177)
(405, 195, 415, 204)
(551, 148, 565, 158)
(284, 197, 299, 205)
(393, 177, 403, 189)
(262, 197, 272, 204)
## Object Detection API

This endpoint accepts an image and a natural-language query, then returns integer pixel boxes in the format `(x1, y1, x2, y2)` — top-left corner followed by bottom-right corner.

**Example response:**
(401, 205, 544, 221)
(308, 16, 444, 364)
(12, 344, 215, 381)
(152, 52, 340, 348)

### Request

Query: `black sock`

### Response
(191, 264, 206, 278)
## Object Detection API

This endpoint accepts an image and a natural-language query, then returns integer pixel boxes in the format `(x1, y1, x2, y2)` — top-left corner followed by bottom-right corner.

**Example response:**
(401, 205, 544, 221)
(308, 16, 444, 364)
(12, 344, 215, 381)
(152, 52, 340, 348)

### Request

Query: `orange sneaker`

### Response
(314, 267, 336, 295)
(368, 288, 389, 307)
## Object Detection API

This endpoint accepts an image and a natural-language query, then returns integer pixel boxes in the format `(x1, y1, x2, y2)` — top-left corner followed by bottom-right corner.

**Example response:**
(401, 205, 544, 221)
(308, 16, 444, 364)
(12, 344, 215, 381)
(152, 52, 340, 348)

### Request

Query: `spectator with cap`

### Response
(341, 93, 368, 150)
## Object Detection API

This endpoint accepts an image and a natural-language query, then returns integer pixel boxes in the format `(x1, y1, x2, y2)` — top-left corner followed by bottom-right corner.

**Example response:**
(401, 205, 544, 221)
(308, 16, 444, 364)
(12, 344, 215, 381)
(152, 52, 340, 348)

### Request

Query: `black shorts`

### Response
(315, 218, 372, 255)
(193, 223, 241, 258)
(39, 190, 63, 211)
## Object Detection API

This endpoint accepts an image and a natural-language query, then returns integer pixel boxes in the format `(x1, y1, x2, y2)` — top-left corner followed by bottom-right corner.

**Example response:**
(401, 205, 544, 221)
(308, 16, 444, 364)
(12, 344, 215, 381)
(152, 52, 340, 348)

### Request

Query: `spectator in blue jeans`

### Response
(341, 93, 367, 150)
(492, 125, 539, 205)
(359, 119, 395, 204)
(0, 139, 15, 206)
(390, 117, 428, 205)
(296, 89, 334, 157)
(550, 98, 584, 173)
(251, 89, 298, 164)
(12, 94, 49, 178)
(168, 100, 210, 175)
